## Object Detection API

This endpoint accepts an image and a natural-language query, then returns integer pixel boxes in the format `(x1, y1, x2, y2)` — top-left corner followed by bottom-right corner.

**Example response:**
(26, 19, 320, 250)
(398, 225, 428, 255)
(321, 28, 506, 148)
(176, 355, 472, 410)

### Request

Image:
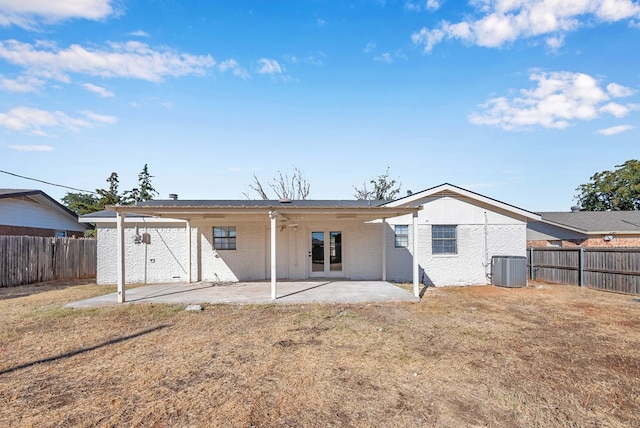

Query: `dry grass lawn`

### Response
(1, 280, 639, 427)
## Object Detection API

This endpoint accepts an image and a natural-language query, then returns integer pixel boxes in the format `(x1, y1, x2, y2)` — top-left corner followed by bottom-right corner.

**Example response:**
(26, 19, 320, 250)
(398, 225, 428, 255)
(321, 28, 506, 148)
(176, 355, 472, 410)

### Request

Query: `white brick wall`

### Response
(95, 195, 528, 286)
(97, 223, 189, 284)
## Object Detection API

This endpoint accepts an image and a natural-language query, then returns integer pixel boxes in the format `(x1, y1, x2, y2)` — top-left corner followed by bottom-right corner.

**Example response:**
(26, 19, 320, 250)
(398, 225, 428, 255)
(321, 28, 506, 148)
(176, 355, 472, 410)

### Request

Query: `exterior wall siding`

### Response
(0, 198, 84, 232)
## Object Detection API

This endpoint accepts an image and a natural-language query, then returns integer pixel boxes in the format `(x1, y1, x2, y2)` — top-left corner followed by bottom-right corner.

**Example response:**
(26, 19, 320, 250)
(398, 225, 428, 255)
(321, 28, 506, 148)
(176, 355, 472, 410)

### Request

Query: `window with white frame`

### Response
(394, 225, 408, 248)
(213, 226, 236, 250)
(432, 225, 457, 254)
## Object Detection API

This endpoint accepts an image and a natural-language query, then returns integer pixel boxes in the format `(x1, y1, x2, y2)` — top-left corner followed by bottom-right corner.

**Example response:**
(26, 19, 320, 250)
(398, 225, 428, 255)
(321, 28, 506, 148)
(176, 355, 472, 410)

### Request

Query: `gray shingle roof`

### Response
(538, 211, 640, 233)
(137, 199, 388, 208)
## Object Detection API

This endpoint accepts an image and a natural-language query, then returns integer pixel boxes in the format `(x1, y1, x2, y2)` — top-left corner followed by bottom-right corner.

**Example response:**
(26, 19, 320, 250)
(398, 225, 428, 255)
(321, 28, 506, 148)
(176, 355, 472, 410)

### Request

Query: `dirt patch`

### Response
(0, 282, 639, 427)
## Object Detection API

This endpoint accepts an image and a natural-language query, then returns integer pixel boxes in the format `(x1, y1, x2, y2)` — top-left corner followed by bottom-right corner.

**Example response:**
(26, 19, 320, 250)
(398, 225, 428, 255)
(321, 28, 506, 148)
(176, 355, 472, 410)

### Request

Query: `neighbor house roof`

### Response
(537, 211, 640, 235)
(0, 189, 84, 222)
(0, 188, 89, 231)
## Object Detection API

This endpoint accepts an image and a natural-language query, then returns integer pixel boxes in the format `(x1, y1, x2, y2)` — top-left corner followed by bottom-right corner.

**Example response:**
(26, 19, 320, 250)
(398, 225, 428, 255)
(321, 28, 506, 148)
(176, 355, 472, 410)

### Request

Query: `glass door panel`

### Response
(329, 231, 342, 271)
(311, 231, 324, 272)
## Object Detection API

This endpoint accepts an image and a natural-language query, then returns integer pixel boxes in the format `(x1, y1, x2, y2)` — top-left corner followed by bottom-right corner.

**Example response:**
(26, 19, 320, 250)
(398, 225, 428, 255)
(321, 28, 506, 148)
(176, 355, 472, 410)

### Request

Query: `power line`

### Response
(0, 169, 97, 194)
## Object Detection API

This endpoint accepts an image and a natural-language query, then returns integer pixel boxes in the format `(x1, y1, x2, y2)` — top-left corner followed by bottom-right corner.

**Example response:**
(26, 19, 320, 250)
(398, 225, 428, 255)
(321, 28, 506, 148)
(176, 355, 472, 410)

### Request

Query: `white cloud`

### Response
(0, 0, 114, 29)
(599, 102, 637, 117)
(412, 0, 640, 52)
(405, 0, 442, 12)
(597, 124, 633, 135)
(0, 74, 43, 92)
(82, 82, 114, 97)
(426, 0, 442, 10)
(0, 106, 116, 136)
(317, 18, 326, 27)
(129, 30, 149, 37)
(7, 144, 54, 151)
(257, 58, 282, 74)
(80, 110, 117, 124)
(0, 40, 216, 83)
(607, 82, 636, 97)
(218, 59, 250, 79)
(364, 42, 376, 53)
(374, 52, 394, 63)
(469, 71, 639, 130)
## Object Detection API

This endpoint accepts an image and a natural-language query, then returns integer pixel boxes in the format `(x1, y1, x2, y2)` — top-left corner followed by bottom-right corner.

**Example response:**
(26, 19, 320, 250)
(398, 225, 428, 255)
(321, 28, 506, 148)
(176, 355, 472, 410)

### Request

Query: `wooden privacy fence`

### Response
(528, 247, 640, 295)
(0, 236, 96, 287)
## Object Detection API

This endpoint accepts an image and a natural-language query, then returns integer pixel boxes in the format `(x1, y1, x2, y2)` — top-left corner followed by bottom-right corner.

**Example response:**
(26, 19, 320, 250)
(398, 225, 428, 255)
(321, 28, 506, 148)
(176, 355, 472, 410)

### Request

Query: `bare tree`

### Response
(244, 167, 311, 200)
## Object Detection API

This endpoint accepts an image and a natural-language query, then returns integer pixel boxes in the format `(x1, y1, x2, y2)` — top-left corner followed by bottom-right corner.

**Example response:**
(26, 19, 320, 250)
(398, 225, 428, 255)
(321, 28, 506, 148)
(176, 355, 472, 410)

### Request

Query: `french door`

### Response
(310, 231, 343, 277)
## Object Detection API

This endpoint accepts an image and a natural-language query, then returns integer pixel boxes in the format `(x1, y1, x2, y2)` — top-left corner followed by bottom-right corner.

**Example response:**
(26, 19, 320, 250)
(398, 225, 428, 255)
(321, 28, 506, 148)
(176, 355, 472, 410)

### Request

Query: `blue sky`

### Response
(0, 0, 639, 211)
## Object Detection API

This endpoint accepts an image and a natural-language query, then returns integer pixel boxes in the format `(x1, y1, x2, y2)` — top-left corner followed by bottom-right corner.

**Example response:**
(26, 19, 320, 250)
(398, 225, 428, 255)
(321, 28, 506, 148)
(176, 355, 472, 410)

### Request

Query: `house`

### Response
(527, 209, 640, 248)
(80, 183, 540, 301)
(0, 189, 89, 238)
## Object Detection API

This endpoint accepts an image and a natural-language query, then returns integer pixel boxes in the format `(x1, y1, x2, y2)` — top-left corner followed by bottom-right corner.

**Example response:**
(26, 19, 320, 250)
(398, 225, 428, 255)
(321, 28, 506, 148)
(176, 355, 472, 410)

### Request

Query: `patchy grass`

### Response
(0, 281, 639, 427)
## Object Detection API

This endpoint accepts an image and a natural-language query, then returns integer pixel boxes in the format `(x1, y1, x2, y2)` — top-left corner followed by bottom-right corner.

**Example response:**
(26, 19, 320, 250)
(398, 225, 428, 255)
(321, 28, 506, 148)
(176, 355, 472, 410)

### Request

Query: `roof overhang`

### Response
(103, 204, 420, 223)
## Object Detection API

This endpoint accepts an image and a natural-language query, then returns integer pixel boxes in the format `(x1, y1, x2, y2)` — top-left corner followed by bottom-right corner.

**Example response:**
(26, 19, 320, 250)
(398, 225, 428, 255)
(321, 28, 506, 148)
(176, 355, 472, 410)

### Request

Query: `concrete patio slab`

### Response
(66, 281, 420, 308)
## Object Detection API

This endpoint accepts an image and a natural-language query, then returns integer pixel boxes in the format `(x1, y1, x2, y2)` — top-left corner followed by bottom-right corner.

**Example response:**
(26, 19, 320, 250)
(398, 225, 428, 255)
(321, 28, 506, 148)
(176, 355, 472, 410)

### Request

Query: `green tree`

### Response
(123, 164, 159, 203)
(136, 164, 158, 201)
(61, 192, 100, 215)
(96, 172, 124, 209)
(353, 167, 401, 200)
(575, 159, 640, 211)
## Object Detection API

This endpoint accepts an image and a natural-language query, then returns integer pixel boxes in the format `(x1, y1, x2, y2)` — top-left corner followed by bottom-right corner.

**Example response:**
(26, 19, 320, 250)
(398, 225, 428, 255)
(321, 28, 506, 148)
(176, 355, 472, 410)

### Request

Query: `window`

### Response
(213, 226, 236, 250)
(54, 230, 67, 237)
(432, 225, 457, 254)
(394, 225, 408, 248)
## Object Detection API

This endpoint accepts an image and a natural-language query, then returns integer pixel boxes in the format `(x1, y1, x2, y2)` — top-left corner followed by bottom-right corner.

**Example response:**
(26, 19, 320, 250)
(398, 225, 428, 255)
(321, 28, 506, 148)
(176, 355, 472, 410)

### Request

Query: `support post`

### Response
(412, 211, 419, 298)
(186, 220, 192, 283)
(270, 211, 277, 300)
(529, 247, 534, 281)
(381, 218, 387, 281)
(116, 210, 126, 303)
(579, 247, 584, 287)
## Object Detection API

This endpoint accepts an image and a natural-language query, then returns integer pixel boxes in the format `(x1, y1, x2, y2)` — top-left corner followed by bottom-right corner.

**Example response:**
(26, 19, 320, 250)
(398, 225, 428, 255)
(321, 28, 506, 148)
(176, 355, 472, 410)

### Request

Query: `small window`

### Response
(213, 226, 236, 250)
(55, 230, 67, 237)
(432, 225, 457, 254)
(394, 225, 408, 248)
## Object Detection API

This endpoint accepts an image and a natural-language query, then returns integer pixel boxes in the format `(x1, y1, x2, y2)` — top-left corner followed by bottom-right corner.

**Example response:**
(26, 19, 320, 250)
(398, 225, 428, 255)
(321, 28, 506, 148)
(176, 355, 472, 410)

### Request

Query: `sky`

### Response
(0, 0, 639, 212)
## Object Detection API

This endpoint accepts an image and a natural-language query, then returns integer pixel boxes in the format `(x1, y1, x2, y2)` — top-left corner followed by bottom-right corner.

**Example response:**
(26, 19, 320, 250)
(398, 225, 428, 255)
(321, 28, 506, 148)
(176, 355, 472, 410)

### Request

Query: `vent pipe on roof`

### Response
(570, 205, 581, 213)
(407, 190, 413, 196)
(169, 193, 178, 200)
(279, 198, 292, 203)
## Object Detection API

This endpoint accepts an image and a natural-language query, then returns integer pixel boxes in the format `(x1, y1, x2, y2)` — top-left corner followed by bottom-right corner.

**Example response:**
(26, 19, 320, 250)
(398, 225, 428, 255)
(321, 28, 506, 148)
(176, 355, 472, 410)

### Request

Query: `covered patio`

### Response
(67, 280, 420, 308)
(107, 201, 422, 304)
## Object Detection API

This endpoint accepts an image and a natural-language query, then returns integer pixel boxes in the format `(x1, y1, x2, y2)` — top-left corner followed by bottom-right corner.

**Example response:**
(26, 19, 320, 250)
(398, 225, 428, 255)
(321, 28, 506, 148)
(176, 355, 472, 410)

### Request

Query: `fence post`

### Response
(529, 247, 534, 281)
(579, 247, 584, 287)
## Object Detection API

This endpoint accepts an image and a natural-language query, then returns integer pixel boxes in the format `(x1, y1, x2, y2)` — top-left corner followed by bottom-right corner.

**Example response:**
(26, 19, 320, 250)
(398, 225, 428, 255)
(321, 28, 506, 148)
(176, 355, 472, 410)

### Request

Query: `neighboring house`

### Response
(0, 189, 88, 238)
(80, 183, 540, 297)
(527, 209, 640, 248)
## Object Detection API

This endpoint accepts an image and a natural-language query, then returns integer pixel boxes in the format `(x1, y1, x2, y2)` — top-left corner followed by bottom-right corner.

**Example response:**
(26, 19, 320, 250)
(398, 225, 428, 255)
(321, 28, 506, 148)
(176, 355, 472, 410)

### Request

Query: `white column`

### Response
(381, 218, 387, 281)
(412, 211, 420, 298)
(270, 211, 277, 300)
(116, 210, 126, 303)
(186, 220, 192, 283)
